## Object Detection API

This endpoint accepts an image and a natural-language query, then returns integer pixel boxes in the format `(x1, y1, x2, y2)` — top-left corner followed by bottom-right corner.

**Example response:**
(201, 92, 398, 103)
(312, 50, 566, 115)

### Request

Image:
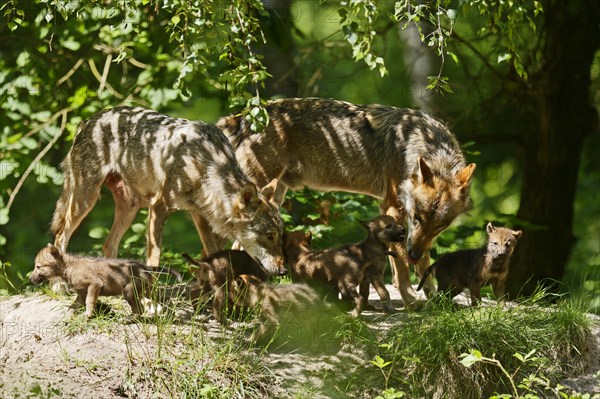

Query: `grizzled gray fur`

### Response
(51, 106, 285, 275)
(216, 97, 476, 309)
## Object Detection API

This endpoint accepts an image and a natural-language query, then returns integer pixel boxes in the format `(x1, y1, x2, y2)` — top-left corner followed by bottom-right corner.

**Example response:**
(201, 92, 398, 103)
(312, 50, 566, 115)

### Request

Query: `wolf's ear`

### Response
(47, 244, 63, 261)
(260, 178, 279, 202)
(513, 230, 523, 240)
(486, 222, 496, 234)
(417, 157, 434, 186)
(239, 183, 261, 210)
(456, 163, 476, 189)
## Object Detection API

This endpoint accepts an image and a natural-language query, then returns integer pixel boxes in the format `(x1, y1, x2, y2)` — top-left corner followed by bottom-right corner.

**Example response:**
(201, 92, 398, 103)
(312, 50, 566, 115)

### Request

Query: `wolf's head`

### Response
(359, 215, 406, 246)
(30, 244, 66, 284)
(401, 158, 476, 264)
(227, 179, 286, 276)
(485, 222, 522, 261)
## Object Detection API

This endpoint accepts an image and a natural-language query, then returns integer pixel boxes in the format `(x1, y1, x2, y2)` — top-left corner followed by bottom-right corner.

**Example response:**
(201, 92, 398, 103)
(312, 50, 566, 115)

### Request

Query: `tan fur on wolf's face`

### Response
(404, 160, 475, 263)
(30, 245, 63, 285)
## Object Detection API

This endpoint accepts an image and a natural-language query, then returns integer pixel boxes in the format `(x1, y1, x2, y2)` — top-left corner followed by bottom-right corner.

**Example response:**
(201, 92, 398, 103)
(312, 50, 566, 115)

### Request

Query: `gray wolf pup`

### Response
(284, 215, 405, 317)
(51, 106, 285, 275)
(182, 250, 269, 323)
(417, 223, 522, 305)
(216, 97, 476, 308)
(31, 244, 155, 318)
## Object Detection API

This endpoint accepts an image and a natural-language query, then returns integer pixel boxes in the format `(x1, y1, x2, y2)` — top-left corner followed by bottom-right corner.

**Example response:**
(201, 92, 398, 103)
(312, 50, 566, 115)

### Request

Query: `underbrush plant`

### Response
(460, 349, 600, 399)
(372, 289, 592, 399)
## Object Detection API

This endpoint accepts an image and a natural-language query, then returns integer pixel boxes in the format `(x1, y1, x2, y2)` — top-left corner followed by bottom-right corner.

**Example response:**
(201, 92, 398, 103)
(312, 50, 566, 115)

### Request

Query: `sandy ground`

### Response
(1, 287, 598, 398)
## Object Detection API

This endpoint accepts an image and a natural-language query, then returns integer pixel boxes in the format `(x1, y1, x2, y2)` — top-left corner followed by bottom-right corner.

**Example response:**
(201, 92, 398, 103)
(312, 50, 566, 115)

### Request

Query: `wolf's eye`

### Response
(413, 215, 423, 226)
(266, 233, 275, 241)
(491, 241, 498, 246)
(385, 223, 393, 229)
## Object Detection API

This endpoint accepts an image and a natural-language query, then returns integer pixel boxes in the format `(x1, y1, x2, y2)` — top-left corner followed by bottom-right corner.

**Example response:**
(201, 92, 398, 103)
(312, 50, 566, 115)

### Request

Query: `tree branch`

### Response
(6, 107, 73, 213)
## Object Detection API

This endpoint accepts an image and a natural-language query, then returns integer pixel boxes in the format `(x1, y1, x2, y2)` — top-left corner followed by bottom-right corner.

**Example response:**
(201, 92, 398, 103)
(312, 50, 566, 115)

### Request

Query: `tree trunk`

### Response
(508, 0, 600, 297)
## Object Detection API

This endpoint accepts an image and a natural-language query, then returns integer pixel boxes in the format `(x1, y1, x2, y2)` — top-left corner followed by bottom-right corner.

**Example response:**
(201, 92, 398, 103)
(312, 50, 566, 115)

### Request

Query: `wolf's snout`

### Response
(408, 250, 422, 264)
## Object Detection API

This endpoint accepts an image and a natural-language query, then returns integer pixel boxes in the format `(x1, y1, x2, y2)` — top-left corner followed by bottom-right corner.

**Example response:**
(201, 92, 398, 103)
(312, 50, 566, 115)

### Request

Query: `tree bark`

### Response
(507, 0, 600, 297)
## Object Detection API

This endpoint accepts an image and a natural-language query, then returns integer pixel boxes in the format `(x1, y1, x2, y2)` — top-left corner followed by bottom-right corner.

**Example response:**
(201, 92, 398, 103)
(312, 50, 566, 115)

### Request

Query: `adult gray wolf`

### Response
(216, 97, 476, 308)
(51, 106, 285, 276)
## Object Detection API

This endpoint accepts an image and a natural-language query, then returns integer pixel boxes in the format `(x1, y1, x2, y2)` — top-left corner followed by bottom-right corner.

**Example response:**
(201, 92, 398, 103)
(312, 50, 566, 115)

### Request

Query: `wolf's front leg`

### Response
(146, 200, 169, 267)
(389, 242, 420, 309)
(85, 285, 101, 318)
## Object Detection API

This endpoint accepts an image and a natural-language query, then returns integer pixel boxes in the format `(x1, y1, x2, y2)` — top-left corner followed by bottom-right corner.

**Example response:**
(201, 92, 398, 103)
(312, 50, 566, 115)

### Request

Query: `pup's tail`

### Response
(416, 264, 436, 291)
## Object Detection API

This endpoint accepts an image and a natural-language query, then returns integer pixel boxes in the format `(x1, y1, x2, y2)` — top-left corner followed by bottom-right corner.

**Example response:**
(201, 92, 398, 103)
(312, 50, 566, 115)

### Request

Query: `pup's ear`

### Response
(417, 157, 434, 187)
(47, 244, 63, 261)
(260, 179, 279, 202)
(513, 230, 523, 240)
(456, 163, 476, 190)
(486, 222, 496, 234)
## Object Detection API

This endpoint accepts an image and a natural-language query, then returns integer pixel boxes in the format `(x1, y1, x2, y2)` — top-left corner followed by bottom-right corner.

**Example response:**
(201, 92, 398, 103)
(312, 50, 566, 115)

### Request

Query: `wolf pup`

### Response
(417, 223, 522, 305)
(216, 97, 476, 308)
(230, 274, 330, 343)
(51, 106, 285, 276)
(284, 215, 405, 317)
(31, 244, 155, 318)
(182, 250, 269, 323)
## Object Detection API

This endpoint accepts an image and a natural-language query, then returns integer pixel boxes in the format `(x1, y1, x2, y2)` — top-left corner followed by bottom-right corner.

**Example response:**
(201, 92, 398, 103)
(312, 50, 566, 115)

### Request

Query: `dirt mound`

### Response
(1, 289, 598, 398)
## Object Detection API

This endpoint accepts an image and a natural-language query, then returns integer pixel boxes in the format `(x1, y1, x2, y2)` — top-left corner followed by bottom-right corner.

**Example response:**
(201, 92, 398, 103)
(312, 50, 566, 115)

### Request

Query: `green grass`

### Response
(374, 296, 593, 399)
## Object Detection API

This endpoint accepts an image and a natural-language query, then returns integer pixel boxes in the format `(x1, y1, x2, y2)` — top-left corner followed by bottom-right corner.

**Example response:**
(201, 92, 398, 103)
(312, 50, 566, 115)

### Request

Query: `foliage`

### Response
(460, 349, 600, 399)
(372, 293, 591, 398)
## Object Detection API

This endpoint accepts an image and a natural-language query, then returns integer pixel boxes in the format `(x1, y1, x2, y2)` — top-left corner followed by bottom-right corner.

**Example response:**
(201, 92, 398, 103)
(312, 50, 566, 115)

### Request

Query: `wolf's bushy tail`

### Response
(50, 155, 72, 236)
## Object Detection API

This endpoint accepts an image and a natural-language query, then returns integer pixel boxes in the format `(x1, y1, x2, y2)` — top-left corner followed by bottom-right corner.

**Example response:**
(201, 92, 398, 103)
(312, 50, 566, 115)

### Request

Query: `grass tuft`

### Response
(376, 295, 592, 399)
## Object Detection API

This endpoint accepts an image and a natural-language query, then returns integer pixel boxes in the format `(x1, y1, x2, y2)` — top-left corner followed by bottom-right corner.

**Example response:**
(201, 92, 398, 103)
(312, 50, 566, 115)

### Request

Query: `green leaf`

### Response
(89, 226, 109, 239)
(497, 53, 512, 64)
(61, 39, 81, 51)
(0, 208, 9, 225)
(459, 350, 483, 368)
(131, 223, 146, 234)
(371, 355, 392, 369)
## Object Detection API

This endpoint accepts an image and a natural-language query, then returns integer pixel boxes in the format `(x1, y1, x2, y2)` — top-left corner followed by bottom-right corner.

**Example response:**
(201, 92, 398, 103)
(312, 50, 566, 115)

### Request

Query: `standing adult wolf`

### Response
(216, 98, 476, 308)
(51, 106, 286, 276)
